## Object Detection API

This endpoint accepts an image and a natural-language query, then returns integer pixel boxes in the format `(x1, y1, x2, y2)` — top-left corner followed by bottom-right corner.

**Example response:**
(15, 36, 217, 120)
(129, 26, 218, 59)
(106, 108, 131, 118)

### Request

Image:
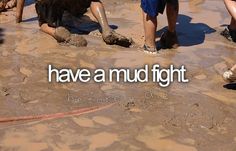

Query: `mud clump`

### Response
(0, 87, 9, 96)
(54, 27, 71, 43)
(103, 30, 133, 48)
(55, 27, 87, 47)
(67, 34, 88, 47)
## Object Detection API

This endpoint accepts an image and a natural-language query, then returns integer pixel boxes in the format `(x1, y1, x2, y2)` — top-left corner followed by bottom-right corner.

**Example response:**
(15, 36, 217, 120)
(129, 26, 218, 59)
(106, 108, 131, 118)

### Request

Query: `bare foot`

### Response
(102, 30, 133, 47)
(5, 0, 16, 9)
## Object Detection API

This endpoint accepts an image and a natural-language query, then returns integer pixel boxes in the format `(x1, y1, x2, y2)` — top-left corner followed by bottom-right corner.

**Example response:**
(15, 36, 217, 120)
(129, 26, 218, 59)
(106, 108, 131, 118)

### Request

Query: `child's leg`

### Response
(90, 1, 111, 36)
(16, 0, 25, 23)
(166, 0, 179, 33)
(224, 0, 236, 30)
(142, 11, 157, 48)
(230, 18, 236, 30)
(224, 0, 236, 21)
(90, 0, 132, 47)
(231, 64, 236, 72)
(40, 24, 56, 38)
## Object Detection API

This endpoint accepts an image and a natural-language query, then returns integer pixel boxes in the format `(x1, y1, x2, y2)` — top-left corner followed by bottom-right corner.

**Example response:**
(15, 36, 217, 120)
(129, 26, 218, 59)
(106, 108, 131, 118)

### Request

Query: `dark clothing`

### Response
(35, 0, 97, 27)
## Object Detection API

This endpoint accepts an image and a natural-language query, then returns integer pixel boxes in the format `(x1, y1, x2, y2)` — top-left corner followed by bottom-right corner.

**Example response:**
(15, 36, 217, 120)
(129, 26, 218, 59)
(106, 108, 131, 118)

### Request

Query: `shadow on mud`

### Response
(223, 83, 236, 90)
(63, 15, 118, 35)
(156, 14, 216, 47)
(0, 28, 4, 45)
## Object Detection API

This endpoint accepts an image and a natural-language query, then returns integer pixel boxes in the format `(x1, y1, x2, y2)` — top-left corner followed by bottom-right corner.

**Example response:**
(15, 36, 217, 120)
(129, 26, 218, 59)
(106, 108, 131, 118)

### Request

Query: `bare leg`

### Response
(16, 0, 25, 23)
(89, 0, 132, 47)
(231, 64, 236, 72)
(224, 0, 236, 20)
(166, 1, 179, 32)
(40, 24, 56, 38)
(230, 18, 236, 30)
(160, 1, 179, 49)
(224, 0, 236, 30)
(90, 1, 111, 36)
(142, 11, 157, 48)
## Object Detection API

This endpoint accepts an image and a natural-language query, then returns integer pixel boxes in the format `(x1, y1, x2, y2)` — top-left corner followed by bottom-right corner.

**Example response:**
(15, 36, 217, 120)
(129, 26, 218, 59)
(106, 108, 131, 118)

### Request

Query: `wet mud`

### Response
(0, 0, 236, 151)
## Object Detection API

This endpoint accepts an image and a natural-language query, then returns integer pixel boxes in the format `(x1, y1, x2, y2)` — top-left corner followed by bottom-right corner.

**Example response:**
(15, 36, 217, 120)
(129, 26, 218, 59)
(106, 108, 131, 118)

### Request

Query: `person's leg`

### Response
(90, 0, 132, 47)
(160, 0, 179, 49)
(222, 0, 236, 42)
(166, 0, 179, 33)
(16, 0, 25, 23)
(90, 1, 111, 36)
(231, 64, 236, 72)
(229, 18, 236, 30)
(224, 0, 236, 21)
(40, 24, 56, 39)
(142, 11, 157, 49)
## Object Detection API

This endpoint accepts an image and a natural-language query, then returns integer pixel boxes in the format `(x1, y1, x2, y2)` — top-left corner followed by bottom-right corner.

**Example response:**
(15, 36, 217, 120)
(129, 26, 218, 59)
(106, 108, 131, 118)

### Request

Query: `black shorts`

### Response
(35, 0, 97, 27)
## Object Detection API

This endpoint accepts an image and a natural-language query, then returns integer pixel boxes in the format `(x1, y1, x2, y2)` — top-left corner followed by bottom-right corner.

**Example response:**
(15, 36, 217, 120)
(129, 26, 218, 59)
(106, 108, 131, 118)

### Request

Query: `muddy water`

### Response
(0, 0, 236, 151)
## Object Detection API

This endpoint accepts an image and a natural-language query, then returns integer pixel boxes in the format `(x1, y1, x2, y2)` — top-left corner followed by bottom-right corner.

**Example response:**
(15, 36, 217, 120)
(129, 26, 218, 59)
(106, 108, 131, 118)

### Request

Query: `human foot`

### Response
(142, 44, 158, 54)
(160, 30, 179, 49)
(102, 30, 133, 47)
(221, 26, 236, 42)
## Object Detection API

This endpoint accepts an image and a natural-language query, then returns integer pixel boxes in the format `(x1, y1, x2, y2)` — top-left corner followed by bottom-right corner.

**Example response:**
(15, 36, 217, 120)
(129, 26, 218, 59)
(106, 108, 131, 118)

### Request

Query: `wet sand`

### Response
(0, 0, 236, 151)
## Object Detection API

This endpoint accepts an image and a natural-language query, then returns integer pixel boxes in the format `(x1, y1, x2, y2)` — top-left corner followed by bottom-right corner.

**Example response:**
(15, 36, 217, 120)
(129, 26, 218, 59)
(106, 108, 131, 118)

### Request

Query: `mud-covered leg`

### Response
(16, 0, 25, 23)
(90, 0, 133, 47)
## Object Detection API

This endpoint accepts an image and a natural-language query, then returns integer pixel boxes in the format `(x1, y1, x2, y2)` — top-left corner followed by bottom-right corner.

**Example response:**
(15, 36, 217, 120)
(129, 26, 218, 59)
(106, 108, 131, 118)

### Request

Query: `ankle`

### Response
(144, 41, 156, 48)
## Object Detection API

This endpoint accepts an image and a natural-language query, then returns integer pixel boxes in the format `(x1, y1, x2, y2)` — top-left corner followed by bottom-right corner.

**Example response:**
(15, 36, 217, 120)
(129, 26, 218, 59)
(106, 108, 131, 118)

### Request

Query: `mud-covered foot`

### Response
(160, 30, 179, 49)
(143, 44, 158, 54)
(5, 0, 16, 9)
(221, 26, 236, 43)
(102, 30, 133, 47)
(223, 69, 236, 83)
